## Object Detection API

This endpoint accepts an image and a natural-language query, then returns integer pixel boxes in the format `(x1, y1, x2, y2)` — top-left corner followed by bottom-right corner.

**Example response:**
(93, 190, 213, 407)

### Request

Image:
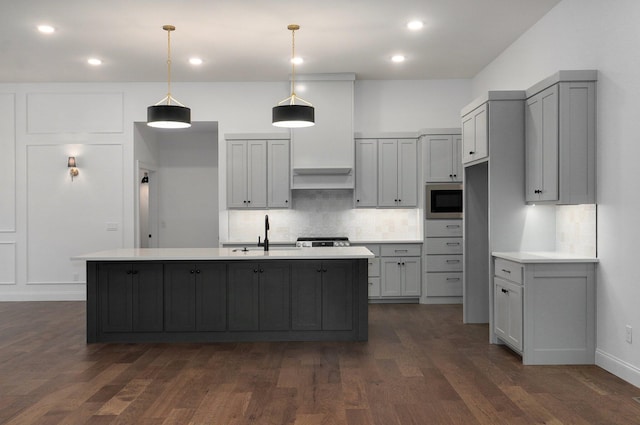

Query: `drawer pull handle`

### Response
(395, 249, 408, 252)
(501, 269, 511, 274)
(446, 278, 460, 281)
(446, 242, 460, 246)
(446, 260, 460, 263)
(446, 225, 460, 229)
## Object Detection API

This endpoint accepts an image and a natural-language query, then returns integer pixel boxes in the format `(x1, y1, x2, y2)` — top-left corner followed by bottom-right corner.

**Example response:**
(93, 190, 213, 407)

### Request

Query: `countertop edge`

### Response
(492, 251, 599, 264)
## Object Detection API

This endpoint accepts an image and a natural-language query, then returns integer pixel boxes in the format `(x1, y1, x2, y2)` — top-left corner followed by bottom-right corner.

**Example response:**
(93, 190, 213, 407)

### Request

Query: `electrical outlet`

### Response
(626, 325, 632, 344)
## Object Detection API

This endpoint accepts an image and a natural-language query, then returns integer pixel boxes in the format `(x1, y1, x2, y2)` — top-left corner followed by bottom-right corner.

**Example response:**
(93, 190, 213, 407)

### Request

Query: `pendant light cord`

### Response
(290, 28, 296, 103)
(166, 27, 172, 105)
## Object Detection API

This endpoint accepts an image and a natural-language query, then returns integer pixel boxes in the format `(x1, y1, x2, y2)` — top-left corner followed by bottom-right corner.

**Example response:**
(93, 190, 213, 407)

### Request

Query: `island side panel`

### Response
(356, 258, 369, 341)
(86, 261, 98, 343)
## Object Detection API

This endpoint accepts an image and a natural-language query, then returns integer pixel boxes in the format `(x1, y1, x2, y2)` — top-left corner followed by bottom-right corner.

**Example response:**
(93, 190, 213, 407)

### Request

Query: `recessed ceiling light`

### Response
(407, 20, 424, 30)
(37, 25, 55, 34)
(291, 57, 304, 65)
(189, 57, 203, 65)
(87, 58, 102, 66)
(391, 55, 406, 63)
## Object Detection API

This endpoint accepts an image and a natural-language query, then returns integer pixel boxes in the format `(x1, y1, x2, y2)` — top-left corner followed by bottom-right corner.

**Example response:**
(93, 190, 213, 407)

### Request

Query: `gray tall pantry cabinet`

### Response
(461, 91, 557, 326)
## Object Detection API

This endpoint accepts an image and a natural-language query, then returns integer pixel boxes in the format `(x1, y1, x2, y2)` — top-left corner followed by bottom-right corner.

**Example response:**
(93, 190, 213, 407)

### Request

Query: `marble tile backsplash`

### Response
(555, 204, 597, 257)
(227, 190, 421, 242)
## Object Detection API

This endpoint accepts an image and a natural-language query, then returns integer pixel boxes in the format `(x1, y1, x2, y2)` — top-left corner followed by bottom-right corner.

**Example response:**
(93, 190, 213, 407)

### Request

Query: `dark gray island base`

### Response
(85, 257, 369, 343)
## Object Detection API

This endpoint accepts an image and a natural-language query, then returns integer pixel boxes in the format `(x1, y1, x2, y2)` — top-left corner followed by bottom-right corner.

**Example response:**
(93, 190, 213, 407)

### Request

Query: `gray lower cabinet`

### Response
(228, 262, 290, 331)
(98, 262, 164, 333)
(164, 262, 227, 332)
(291, 261, 353, 331)
(88, 258, 367, 342)
(492, 256, 596, 365)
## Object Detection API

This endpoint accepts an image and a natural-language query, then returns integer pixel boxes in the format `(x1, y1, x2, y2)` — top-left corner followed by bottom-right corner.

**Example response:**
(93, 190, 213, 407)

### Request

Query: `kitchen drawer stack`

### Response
(424, 219, 463, 302)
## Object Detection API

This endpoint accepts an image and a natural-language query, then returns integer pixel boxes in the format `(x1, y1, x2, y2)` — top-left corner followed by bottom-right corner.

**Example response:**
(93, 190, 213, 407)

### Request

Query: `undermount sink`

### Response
(232, 246, 300, 252)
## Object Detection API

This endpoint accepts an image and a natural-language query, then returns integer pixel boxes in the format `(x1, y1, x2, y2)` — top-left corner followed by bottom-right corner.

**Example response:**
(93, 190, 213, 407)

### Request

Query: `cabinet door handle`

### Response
(469, 151, 475, 155)
(243, 200, 247, 204)
(394, 249, 408, 253)
(317, 269, 322, 273)
(190, 270, 195, 274)
(501, 288, 509, 294)
(398, 199, 402, 202)
(449, 174, 453, 178)
(196, 270, 201, 274)
(369, 281, 373, 285)
(501, 269, 511, 274)
(132, 270, 138, 275)
(253, 269, 259, 273)
(285, 200, 288, 203)
(401, 262, 405, 266)
(259, 269, 264, 273)
(446, 225, 460, 229)
(397, 262, 401, 265)
(126, 270, 132, 275)
(446, 260, 460, 263)
(322, 268, 327, 273)
(446, 278, 461, 281)
(356, 199, 360, 202)
(446, 242, 460, 246)
(247, 200, 251, 204)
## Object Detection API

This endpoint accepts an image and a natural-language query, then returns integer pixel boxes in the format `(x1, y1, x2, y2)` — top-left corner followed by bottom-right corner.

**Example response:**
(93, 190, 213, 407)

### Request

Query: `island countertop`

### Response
(74, 246, 375, 261)
(492, 251, 599, 263)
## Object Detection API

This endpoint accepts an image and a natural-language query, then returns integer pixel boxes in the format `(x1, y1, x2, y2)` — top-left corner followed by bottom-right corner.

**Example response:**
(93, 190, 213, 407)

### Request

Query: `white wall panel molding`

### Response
(26, 92, 124, 134)
(26, 144, 124, 285)
(0, 93, 16, 232)
(0, 289, 85, 302)
(0, 241, 16, 285)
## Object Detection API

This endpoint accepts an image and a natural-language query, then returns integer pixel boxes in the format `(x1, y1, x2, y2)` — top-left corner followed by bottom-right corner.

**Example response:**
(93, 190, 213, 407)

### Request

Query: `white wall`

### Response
(0, 78, 473, 300)
(472, 0, 640, 388)
(156, 131, 219, 248)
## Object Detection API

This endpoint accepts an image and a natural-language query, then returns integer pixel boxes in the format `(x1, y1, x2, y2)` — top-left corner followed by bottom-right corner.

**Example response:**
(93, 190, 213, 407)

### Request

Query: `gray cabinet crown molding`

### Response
(225, 132, 290, 141)
(525, 70, 598, 98)
(460, 91, 526, 117)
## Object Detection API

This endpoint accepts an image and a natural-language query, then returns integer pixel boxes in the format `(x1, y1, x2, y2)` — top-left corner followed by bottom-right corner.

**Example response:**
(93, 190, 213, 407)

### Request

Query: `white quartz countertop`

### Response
(73, 247, 375, 261)
(492, 251, 599, 264)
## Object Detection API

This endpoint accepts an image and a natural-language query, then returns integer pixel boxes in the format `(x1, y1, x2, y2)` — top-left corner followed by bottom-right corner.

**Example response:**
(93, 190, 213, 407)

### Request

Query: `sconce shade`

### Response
(272, 104, 315, 128)
(67, 157, 76, 167)
(147, 105, 191, 129)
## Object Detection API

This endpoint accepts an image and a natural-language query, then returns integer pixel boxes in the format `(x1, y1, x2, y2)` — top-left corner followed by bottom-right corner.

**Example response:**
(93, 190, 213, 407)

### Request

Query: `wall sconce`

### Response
(68, 157, 79, 181)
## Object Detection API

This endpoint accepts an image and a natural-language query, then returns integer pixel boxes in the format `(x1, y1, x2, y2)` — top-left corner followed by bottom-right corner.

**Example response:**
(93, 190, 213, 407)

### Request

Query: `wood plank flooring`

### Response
(1, 302, 639, 424)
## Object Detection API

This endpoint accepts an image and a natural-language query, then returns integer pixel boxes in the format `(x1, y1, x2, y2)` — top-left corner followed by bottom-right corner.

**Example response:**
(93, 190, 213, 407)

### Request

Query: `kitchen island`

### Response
(75, 247, 374, 343)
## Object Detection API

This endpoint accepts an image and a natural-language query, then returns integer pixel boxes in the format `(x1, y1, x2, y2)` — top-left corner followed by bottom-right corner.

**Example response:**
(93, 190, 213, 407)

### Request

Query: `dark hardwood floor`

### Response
(0, 302, 639, 425)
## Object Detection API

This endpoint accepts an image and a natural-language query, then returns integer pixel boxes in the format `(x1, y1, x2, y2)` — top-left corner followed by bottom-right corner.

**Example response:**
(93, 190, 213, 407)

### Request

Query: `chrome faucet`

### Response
(257, 214, 270, 251)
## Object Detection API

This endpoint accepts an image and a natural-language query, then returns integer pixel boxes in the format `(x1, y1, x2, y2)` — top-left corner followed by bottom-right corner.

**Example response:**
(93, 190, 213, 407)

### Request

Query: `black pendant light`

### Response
(147, 25, 191, 129)
(272, 24, 315, 128)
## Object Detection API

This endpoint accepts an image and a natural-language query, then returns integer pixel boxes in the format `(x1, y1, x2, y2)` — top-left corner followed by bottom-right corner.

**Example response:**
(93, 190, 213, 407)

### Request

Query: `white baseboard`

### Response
(595, 348, 640, 389)
(0, 290, 86, 301)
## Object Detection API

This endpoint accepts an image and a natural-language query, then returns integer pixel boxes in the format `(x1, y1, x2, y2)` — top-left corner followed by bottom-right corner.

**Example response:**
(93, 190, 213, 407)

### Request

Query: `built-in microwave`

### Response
(425, 184, 463, 219)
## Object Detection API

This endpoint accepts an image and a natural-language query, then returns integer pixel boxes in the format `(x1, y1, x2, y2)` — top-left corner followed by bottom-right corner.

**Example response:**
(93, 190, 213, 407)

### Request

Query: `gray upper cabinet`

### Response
(267, 140, 291, 208)
(422, 133, 462, 182)
(462, 103, 488, 165)
(525, 71, 597, 204)
(355, 139, 378, 207)
(227, 136, 290, 209)
(378, 139, 417, 207)
(227, 140, 267, 208)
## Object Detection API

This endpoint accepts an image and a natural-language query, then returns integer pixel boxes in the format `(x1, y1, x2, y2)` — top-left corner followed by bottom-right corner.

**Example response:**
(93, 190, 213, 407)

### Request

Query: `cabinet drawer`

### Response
(368, 258, 380, 277)
(425, 237, 462, 255)
(426, 272, 462, 297)
(494, 258, 523, 284)
(425, 255, 463, 272)
(368, 277, 381, 298)
(425, 220, 462, 237)
(381, 244, 421, 257)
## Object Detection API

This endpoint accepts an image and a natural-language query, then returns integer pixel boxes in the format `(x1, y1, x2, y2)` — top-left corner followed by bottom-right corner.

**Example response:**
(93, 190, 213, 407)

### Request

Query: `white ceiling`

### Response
(1, 0, 561, 83)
